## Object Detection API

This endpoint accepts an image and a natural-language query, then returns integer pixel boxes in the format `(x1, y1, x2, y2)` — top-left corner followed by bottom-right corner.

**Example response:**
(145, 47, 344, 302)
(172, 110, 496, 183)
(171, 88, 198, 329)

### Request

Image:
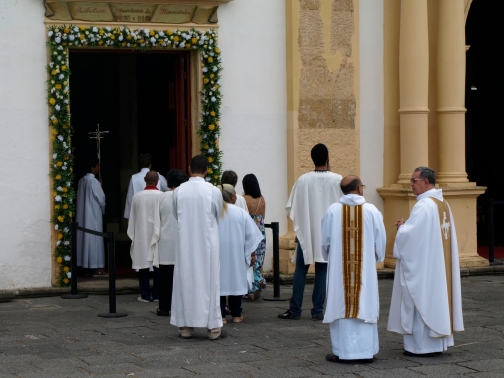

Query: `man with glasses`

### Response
(321, 175, 386, 363)
(387, 167, 464, 356)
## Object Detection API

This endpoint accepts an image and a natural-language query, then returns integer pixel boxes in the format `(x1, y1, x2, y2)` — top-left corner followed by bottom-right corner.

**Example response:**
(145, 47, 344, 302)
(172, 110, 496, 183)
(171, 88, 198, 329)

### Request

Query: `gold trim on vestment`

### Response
(342, 204, 364, 318)
(430, 198, 453, 333)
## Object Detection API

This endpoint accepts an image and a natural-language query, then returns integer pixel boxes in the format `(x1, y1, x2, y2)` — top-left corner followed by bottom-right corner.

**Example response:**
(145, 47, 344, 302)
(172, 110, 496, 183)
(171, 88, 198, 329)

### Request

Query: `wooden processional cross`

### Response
(89, 124, 109, 180)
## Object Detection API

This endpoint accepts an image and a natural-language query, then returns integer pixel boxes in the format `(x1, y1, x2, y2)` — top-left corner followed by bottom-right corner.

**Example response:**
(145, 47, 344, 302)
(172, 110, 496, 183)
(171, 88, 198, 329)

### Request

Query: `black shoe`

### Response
(278, 310, 301, 320)
(404, 350, 442, 357)
(326, 354, 373, 364)
(210, 330, 228, 341)
(326, 354, 339, 362)
(312, 315, 324, 321)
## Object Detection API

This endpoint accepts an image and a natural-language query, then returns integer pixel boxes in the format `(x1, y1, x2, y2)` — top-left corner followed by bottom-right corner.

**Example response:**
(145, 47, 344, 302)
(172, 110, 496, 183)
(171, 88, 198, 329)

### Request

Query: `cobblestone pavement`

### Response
(1, 276, 503, 377)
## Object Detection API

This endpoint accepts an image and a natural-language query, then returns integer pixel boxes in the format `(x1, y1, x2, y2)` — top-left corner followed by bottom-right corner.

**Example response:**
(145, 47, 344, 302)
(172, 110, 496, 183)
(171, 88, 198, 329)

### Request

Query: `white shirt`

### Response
(124, 168, 168, 219)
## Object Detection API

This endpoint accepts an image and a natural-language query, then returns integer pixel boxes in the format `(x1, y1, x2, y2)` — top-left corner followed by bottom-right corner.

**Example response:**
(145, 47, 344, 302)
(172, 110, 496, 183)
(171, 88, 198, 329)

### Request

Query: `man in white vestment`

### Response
(322, 176, 386, 363)
(221, 170, 248, 212)
(171, 155, 226, 340)
(279, 144, 343, 320)
(124, 153, 168, 219)
(127, 171, 163, 302)
(388, 166, 464, 356)
(76, 158, 106, 273)
(154, 169, 188, 316)
(218, 184, 262, 324)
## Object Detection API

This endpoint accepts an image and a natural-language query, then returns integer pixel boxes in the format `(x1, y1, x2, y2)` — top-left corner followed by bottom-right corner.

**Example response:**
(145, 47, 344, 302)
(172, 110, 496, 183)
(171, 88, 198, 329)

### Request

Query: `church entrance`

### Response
(69, 49, 192, 274)
(465, 1, 504, 258)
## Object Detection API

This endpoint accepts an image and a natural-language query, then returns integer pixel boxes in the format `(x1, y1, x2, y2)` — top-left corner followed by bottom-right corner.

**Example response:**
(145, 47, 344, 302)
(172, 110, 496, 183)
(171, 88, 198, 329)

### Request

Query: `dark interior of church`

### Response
(465, 1, 504, 249)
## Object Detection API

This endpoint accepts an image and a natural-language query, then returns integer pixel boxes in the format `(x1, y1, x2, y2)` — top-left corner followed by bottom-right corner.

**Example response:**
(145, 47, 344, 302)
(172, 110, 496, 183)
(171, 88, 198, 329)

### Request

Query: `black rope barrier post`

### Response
(98, 231, 127, 318)
(487, 199, 503, 266)
(61, 222, 88, 299)
(264, 222, 288, 301)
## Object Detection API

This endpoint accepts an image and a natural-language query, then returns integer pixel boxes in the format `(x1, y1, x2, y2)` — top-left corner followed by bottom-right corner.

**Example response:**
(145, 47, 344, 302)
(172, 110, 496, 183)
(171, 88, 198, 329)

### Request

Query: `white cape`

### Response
(124, 168, 168, 219)
(388, 189, 464, 343)
(127, 189, 162, 269)
(76, 173, 106, 269)
(171, 177, 223, 329)
(287, 171, 342, 264)
(156, 191, 178, 266)
(219, 204, 263, 296)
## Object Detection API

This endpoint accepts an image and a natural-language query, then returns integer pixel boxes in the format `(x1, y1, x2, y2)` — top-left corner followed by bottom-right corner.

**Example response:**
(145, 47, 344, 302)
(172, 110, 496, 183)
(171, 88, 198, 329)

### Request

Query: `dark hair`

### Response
(221, 170, 238, 186)
(138, 153, 153, 168)
(311, 144, 329, 166)
(191, 155, 208, 174)
(340, 178, 361, 195)
(414, 166, 436, 185)
(242, 174, 262, 198)
(88, 157, 100, 171)
(167, 169, 188, 188)
(145, 171, 159, 185)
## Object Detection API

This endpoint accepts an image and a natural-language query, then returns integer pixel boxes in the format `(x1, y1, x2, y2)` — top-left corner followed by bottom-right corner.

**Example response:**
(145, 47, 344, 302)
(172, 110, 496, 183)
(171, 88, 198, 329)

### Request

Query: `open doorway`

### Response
(465, 1, 504, 257)
(69, 50, 192, 274)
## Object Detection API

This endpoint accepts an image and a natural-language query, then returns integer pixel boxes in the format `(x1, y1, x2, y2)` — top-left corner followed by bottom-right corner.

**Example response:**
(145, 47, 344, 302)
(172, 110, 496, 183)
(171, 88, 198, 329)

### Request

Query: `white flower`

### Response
(57, 186, 63, 192)
(212, 66, 218, 72)
(202, 67, 208, 73)
(55, 105, 61, 111)
(144, 28, 149, 35)
(48, 31, 54, 37)
(209, 39, 214, 45)
(57, 56, 62, 61)
(159, 31, 165, 37)
(208, 148, 214, 153)
(211, 97, 216, 102)
(55, 37, 61, 44)
(73, 27, 79, 32)
(203, 134, 207, 138)
(118, 35, 123, 41)
(105, 27, 111, 32)
(57, 135, 64, 141)
(53, 153, 57, 159)
(63, 162, 67, 165)
(62, 142, 67, 148)
(54, 224, 59, 231)
(56, 241, 61, 246)
(68, 150, 71, 154)
(55, 195, 62, 202)
(150, 37, 156, 44)
(51, 88, 56, 94)
(63, 227, 69, 233)
(62, 166, 67, 171)
(213, 164, 218, 169)
(205, 177, 211, 182)
(64, 99, 69, 104)
(49, 62, 54, 68)
(66, 182, 71, 187)
(209, 92, 213, 95)
(62, 34, 67, 40)
(180, 42, 185, 48)
(90, 37, 96, 42)
(69, 35, 75, 41)
(93, 27, 98, 33)
(67, 272, 71, 279)
(64, 255, 71, 260)
(59, 74, 65, 80)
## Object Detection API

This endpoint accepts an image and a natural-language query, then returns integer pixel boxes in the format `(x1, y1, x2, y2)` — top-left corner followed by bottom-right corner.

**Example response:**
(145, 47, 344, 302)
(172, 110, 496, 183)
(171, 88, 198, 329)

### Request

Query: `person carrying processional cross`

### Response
(322, 175, 386, 363)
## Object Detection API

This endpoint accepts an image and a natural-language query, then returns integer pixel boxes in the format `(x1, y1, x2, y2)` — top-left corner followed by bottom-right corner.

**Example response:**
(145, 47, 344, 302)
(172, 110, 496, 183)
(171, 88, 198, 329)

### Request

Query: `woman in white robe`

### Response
(217, 184, 263, 324)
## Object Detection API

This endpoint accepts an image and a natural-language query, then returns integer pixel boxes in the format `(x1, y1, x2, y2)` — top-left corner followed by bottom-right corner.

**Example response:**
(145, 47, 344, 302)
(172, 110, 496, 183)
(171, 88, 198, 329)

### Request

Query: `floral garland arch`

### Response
(47, 25, 223, 286)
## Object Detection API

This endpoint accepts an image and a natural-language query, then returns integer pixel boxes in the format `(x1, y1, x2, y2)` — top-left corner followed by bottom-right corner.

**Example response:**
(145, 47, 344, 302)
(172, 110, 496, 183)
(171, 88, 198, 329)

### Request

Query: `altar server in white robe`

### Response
(218, 184, 263, 324)
(388, 167, 464, 356)
(124, 153, 168, 219)
(322, 176, 386, 363)
(171, 155, 226, 340)
(221, 170, 248, 212)
(279, 143, 343, 320)
(153, 169, 188, 316)
(127, 171, 163, 302)
(76, 158, 106, 271)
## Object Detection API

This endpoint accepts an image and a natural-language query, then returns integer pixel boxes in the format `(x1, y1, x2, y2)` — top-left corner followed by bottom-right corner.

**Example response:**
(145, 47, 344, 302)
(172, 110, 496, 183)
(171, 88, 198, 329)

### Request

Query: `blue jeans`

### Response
(139, 267, 159, 301)
(289, 243, 327, 317)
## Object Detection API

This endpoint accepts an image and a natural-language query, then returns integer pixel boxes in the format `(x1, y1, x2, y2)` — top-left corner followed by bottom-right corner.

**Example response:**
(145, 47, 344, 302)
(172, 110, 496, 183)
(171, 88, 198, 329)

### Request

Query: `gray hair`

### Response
(217, 184, 235, 218)
(414, 166, 436, 185)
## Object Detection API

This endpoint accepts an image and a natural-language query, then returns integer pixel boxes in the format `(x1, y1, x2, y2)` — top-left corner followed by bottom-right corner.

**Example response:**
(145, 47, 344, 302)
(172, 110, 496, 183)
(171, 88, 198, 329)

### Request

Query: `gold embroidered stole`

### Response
(430, 197, 453, 332)
(341, 204, 364, 318)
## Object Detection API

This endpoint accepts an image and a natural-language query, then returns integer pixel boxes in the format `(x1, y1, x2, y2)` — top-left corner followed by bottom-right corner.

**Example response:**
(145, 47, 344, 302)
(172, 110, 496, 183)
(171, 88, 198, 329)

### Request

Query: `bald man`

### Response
(127, 170, 164, 302)
(321, 175, 386, 363)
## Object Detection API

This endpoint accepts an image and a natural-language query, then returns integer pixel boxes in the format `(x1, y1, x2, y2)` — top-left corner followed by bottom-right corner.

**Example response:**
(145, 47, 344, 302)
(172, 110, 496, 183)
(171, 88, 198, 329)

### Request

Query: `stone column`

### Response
(436, 0, 469, 185)
(396, 0, 429, 185)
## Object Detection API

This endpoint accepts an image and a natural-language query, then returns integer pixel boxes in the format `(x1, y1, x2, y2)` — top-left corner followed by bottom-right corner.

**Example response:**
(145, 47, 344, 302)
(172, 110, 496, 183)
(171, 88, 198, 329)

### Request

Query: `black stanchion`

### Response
(98, 231, 127, 318)
(488, 199, 504, 266)
(61, 222, 88, 299)
(263, 222, 288, 301)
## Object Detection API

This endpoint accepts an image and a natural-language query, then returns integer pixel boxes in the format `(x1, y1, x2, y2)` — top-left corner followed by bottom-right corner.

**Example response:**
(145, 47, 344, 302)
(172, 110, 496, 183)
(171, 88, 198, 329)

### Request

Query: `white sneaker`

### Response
(137, 297, 150, 303)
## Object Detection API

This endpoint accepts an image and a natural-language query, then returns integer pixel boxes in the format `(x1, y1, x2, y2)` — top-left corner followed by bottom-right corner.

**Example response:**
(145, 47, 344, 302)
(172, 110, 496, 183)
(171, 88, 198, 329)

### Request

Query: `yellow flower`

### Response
(167, 30, 173, 35)
(63, 204, 68, 209)
(210, 73, 215, 79)
(208, 57, 214, 63)
(69, 167, 73, 172)
(55, 174, 61, 180)
(55, 205, 60, 210)
(61, 65, 67, 71)
(80, 26, 85, 31)
(58, 233, 63, 240)
(63, 266, 70, 273)
(121, 42, 126, 47)
(56, 257, 63, 264)
(133, 43, 137, 47)
(49, 98, 56, 105)
(56, 161, 62, 167)
(215, 84, 219, 89)
(173, 36, 179, 42)
(208, 168, 213, 174)
(139, 39, 145, 44)
(57, 216, 64, 222)
(110, 35, 115, 40)
(127, 35, 132, 40)
(52, 129, 58, 136)
(203, 78, 209, 84)
(63, 278, 70, 284)
(208, 124, 215, 131)
(149, 30, 155, 36)
(215, 48, 220, 53)
(191, 37, 197, 44)
(53, 191, 57, 197)
(62, 42, 67, 47)
(62, 187, 68, 193)
(203, 144, 209, 149)
(214, 175, 219, 180)
(99, 29, 104, 36)
(55, 84, 62, 90)
(98, 40, 104, 46)
(208, 157, 214, 163)
(80, 35, 85, 40)
(64, 28, 70, 34)
(52, 119, 58, 125)
(68, 212, 72, 217)
(210, 111, 216, 117)
(51, 70, 57, 76)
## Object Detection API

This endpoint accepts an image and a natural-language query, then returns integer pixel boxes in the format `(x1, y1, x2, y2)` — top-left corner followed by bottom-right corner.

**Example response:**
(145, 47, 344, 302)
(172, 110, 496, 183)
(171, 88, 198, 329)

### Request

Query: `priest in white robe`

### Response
(123, 153, 168, 219)
(76, 158, 106, 272)
(220, 170, 248, 211)
(322, 176, 386, 363)
(127, 171, 163, 302)
(171, 155, 225, 340)
(279, 143, 343, 320)
(388, 167, 464, 356)
(218, 184, 263, 324)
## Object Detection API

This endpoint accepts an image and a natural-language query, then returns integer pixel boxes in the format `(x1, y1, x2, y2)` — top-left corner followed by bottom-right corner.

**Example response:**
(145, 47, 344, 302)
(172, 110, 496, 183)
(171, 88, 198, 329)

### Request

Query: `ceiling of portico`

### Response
(44, 0, 233, 24)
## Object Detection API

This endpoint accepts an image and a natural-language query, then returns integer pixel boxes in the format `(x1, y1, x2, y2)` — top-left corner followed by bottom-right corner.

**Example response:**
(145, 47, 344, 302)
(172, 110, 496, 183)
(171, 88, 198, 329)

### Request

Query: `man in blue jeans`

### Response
(278, 144, 342, 320)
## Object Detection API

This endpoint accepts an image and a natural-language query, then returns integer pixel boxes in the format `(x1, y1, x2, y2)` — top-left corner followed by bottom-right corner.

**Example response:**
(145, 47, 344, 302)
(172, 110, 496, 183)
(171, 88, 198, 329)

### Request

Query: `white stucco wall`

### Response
(359, 0, 384, 212)
(218, 0, 287, 271)
(0, 1, 52, 289)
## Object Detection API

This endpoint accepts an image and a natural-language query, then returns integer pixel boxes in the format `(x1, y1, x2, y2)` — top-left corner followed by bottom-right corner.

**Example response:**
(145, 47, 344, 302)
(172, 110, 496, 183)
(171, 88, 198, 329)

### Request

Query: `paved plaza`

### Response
(1, 276, 504, 377)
